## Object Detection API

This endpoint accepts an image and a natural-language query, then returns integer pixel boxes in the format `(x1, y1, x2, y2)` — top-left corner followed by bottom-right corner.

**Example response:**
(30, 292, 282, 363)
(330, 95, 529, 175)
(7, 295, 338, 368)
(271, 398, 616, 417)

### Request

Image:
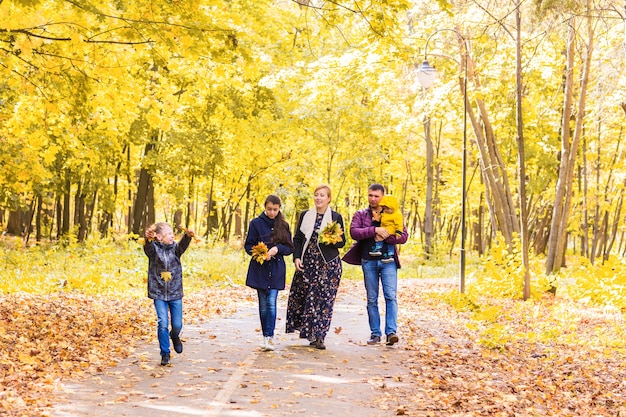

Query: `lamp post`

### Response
(416, 29, 469, 294)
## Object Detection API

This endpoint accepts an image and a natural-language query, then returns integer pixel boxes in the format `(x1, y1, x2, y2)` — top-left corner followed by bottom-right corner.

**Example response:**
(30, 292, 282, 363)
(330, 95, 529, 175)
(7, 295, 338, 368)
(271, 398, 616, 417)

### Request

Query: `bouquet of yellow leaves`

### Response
(179, 226, 202, 244)
(318, 221, 343, 245)
(251, 242, 269, 264)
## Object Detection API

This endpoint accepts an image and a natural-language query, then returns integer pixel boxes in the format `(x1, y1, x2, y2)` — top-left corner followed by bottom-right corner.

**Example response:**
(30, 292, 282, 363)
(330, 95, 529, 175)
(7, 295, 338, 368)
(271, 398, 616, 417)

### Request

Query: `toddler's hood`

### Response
(380, 195, 399, 211)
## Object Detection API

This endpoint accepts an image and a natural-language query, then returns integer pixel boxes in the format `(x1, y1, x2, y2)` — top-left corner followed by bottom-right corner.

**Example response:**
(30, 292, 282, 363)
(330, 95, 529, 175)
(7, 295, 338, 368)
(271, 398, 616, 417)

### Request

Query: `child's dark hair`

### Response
(266, 195, 294, 248)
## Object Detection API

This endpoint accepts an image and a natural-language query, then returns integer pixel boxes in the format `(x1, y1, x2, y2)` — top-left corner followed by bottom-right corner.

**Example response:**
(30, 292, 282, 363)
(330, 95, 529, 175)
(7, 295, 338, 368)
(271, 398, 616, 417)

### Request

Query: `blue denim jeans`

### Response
(153, 298, 183, 355)
(362, 259, 398, 337)
(257, 288, 279, 337)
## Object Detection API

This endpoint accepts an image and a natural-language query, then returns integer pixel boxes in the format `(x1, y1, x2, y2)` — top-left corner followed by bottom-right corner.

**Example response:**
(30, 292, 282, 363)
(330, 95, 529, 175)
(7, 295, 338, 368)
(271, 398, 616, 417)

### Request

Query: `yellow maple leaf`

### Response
(318, 221, 343, 245)
(251, 242, 268, 264)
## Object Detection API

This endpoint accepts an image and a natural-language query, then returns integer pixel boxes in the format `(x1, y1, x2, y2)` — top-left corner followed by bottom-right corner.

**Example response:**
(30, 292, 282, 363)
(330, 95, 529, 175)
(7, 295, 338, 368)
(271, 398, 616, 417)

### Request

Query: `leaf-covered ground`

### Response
(1, 278, 625, 416)
(0, 287, 246, 416)
(395, 280, 626, 416)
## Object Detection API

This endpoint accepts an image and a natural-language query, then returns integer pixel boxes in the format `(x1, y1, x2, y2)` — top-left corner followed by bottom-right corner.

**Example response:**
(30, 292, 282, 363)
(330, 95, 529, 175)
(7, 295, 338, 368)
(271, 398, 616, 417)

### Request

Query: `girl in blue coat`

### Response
(245, 194, 294, 351)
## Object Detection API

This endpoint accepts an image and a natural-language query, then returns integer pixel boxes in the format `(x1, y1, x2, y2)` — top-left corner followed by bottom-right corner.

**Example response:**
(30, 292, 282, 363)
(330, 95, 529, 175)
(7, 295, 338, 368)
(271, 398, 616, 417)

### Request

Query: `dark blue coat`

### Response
(245, 213, 293, 290)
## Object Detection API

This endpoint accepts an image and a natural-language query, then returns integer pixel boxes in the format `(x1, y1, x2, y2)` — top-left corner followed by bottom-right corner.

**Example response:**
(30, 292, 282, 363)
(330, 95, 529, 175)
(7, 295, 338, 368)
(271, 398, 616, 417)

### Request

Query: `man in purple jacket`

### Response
(343, 184, 409, 346)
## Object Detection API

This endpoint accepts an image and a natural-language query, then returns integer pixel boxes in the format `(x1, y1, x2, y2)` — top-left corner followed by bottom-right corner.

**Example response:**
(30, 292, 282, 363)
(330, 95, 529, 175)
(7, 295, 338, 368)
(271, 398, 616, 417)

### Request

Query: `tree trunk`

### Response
(186, 174, 194, 229)
(131, 136, 157, 235)
(174, 210, 183, 229)
(55, 194, 62, 239)
(515, 1, 531, 300)
(464, 47, 519, 246)
(126, 143, 133, 234)
(62, 172, 71, 236)
(604, 179, 626, 261)
(205, 169, 216, 238)
(35, 193, 42, 242)
(581, 136, 589, 258)
(243, 182, 251, 238)
(76, 189, 87, 242)
(85, 189, 97, 239)
(546, 16, 594, 274)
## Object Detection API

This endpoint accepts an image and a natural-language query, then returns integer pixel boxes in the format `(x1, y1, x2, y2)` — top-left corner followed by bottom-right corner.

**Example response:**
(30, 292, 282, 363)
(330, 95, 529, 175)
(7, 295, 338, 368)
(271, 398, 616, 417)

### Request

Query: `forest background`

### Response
(2, 0, 626, 295)
(1, 0, 626, 414)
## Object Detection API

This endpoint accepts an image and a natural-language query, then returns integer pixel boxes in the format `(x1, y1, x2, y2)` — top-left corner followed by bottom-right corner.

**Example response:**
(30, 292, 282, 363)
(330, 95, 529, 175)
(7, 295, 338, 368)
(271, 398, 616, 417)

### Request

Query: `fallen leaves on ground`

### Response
(387, 280, 626, 416)
(4, 277, 626, 416)
(0, 286, 245, 416)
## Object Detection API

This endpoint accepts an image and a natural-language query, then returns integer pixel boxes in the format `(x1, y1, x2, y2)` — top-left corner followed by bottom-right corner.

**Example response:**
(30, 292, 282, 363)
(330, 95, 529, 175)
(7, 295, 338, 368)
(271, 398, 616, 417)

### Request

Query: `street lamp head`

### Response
(416, 60, 439, 89)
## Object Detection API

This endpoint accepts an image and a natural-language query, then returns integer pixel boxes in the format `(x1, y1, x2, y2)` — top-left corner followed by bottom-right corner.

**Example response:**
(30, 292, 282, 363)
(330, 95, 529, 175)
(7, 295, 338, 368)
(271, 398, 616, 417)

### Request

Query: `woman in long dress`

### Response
(285, 184, 346, 349)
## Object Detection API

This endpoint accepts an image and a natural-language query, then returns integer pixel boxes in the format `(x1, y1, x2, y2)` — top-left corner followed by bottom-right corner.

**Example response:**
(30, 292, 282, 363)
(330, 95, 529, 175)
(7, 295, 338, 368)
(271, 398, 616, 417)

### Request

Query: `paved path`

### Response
(51, 283, 415, 417)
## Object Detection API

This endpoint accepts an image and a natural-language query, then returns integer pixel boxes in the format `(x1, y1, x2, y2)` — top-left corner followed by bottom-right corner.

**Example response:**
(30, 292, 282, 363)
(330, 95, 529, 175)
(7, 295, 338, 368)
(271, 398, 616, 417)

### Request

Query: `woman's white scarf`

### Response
(300, 206, 333, 252)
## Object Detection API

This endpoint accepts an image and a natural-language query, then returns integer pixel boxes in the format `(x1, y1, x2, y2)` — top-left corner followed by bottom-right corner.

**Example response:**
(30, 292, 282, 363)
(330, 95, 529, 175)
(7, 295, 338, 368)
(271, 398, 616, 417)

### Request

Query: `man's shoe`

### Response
(367, 335, 381, 345)
(160, 353, 170, 366)
(386, 333, 399, 346)
(171, 336, 183, 354)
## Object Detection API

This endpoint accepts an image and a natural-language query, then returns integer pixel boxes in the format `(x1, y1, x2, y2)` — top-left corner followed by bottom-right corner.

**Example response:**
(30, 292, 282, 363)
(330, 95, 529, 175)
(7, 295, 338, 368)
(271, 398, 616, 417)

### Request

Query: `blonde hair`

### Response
(314, 184, 332, 200)
(154, 222, 172, 234)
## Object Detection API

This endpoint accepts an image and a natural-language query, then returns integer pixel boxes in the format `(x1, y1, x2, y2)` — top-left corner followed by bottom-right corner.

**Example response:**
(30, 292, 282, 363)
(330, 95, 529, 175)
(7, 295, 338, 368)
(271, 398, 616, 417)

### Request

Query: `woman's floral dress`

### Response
(286, 213, 342, 342)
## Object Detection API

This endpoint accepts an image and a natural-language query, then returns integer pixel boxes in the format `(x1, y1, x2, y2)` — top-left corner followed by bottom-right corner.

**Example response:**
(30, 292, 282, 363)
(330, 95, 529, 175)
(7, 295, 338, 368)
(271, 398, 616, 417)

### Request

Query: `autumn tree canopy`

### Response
(1, 0, 626, 272)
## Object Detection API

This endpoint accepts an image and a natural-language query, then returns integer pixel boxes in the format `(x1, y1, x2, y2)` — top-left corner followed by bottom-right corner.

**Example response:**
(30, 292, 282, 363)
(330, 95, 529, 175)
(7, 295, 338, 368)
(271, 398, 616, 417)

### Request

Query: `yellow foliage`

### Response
(471, 305, 503, 323)
(468, 235, 551, 300)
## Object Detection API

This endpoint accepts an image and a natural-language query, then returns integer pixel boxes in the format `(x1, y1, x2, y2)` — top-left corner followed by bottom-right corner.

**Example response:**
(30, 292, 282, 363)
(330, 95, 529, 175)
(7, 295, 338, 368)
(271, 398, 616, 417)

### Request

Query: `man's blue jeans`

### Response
(362, 259, 398, 337)
(154, 298, 183, 355)
(257, 288, 279, 337)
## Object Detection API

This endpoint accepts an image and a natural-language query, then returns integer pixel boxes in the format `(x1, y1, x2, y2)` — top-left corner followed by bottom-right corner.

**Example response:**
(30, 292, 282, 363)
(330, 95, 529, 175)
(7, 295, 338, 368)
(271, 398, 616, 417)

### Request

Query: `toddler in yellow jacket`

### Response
(369, 195, 403, 263)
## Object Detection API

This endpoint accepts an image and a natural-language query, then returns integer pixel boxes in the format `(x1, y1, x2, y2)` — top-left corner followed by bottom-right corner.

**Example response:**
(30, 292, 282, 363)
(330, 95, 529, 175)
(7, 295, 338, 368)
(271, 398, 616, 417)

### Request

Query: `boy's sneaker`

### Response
(368, 250, 382, 256)
(171, 336, 183, 354)
(386, 333, 399, 346)
(160, 353, 170, 366)
(264, 336, 275, 351)
(381, 257, 394, 264)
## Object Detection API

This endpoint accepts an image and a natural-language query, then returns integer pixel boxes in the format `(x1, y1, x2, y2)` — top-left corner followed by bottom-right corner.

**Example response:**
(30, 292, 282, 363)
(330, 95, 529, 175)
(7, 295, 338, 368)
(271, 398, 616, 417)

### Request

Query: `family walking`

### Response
(144, 183, 408, 365)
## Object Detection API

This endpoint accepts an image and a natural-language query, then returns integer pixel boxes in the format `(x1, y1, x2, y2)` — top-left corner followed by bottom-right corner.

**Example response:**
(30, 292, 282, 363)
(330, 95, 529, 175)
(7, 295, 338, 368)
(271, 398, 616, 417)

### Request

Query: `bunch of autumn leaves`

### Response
(251, 221, 343, 265)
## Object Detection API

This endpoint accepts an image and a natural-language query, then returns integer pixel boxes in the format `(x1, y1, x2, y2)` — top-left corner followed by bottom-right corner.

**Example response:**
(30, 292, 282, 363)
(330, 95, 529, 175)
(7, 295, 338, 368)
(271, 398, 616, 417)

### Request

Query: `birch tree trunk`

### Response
(546, 14, 594, 274)
(515, 1, 531, 300)
(464, 47, 520, 246)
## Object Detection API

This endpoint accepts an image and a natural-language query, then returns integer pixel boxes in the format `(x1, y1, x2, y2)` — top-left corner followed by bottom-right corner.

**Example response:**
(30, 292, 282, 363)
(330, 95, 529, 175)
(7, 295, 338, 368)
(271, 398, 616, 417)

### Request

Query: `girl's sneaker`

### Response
(264, 336, 275, 351)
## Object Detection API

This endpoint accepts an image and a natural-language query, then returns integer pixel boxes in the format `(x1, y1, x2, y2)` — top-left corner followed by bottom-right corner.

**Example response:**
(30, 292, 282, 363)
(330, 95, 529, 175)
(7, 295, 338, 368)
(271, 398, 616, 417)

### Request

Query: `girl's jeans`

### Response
(154, 298, 183, 355)
(257, 288, 279, 337)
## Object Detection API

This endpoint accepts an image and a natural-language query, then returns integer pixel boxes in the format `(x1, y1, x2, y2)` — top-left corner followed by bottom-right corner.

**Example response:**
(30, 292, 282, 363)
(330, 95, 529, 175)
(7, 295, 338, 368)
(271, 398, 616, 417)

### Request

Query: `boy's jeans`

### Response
(154, 298, 183, 355)
(362, 259, 398, 337)
(257, 288, 279, 337)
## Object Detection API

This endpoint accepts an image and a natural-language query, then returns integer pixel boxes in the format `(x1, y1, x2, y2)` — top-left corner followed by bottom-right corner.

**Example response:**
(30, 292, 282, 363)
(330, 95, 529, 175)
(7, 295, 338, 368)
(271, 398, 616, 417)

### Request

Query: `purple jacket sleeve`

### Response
(386, 226, 408, 245)
(349, 209, 377, 241)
